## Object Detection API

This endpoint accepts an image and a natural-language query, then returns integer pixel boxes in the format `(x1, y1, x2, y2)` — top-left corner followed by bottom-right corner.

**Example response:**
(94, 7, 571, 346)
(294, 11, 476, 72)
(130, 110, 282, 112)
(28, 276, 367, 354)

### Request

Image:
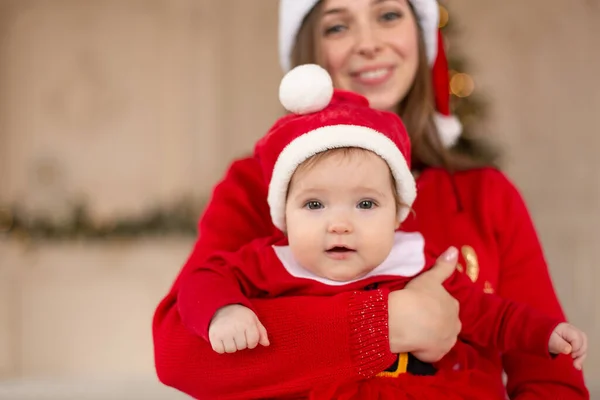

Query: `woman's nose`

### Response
(354, 25, 383, 58)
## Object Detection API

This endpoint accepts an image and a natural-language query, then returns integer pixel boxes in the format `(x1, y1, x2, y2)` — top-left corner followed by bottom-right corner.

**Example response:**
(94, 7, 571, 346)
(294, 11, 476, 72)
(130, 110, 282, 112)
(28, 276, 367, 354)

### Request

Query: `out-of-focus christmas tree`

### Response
(438, 2, 488, 137)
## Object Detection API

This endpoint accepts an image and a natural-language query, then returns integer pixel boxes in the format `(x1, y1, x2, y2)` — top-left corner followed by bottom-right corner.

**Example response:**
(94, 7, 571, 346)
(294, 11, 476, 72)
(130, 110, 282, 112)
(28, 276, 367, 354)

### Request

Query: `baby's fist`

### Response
(208, 304, 270, 354)
(549, 322, 588, 370)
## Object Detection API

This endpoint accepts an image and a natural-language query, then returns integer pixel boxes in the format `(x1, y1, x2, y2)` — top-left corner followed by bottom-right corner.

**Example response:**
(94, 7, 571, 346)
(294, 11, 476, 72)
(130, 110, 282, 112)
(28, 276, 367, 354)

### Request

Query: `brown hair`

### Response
(291, 147, 408, 212)
(290, 1, 500, 172)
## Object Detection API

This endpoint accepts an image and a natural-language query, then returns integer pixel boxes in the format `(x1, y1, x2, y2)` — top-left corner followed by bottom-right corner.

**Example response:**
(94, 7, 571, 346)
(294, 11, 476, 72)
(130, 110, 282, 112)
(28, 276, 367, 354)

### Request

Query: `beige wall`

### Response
(0, 239, 191, 377)
(0, 0, 599, 397)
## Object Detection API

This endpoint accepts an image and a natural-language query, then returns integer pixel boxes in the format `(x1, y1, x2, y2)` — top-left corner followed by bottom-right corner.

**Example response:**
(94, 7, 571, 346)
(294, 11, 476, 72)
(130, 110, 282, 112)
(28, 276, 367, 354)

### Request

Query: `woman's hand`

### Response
(388, 247, 461, 362)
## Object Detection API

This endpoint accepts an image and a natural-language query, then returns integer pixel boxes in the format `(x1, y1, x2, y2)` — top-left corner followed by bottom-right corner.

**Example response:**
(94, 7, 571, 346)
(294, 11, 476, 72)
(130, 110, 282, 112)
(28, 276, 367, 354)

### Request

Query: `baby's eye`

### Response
(305, 201, 323, 210)
(358, 200, 375, 209)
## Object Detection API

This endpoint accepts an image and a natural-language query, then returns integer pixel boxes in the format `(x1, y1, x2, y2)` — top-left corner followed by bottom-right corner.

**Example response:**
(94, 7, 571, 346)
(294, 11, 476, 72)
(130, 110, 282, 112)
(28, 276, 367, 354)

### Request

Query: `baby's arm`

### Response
(178, 237, 275, 350)
(445, 270, 587, 368)
(549, 323, 588, 370)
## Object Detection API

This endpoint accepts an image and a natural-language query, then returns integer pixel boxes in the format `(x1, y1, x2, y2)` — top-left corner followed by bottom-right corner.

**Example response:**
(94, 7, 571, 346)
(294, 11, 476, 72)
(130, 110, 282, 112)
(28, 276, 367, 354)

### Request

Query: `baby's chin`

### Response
(324, 268, 374, 283)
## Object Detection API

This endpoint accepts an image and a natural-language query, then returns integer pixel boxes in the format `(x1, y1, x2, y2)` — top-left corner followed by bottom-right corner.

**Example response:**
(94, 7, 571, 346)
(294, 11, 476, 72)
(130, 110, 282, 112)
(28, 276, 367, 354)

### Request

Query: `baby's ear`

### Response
(395, 208, 407, 229)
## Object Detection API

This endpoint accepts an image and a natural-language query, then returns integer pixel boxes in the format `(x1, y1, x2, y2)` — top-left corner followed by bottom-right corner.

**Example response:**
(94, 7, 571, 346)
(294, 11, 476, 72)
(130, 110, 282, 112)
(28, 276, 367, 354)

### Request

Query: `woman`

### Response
(152, 0, 588, 398)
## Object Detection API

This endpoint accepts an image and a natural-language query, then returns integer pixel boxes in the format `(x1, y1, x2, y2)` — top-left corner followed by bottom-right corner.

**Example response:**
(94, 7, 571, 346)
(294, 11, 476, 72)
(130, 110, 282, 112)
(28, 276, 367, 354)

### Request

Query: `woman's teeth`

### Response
(359, 68, 388, 80)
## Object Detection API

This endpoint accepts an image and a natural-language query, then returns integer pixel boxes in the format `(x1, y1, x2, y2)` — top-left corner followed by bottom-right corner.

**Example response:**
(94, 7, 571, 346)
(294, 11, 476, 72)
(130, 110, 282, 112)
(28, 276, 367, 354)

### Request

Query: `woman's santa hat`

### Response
(278, 0, 462, 147)
(255, 64, 416, 232)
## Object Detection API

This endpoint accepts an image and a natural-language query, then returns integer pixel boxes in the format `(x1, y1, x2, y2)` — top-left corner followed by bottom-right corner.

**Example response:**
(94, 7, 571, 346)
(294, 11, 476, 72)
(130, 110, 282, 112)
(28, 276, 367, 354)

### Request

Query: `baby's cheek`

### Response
(289, 235, 321, 264)
(364, 237, 395, 266)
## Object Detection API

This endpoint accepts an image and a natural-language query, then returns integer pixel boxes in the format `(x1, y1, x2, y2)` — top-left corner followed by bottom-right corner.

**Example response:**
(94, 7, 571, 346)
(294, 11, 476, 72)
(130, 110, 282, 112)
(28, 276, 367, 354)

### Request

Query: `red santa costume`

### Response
(153, 1, 589, 398)
(178, 65, 563, 400)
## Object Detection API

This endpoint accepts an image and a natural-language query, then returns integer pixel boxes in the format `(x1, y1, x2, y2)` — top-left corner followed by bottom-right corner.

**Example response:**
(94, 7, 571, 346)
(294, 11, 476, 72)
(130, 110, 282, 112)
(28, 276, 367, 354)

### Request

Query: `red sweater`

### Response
(179, 232, 560, 364)
(152, 156, 589, 400)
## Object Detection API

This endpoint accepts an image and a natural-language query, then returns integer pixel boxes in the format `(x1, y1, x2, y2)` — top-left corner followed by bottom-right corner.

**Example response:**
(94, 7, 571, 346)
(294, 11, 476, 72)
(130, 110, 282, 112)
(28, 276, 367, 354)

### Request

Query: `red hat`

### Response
(432, 30, 462, 147)
(255, 64, 416, 232)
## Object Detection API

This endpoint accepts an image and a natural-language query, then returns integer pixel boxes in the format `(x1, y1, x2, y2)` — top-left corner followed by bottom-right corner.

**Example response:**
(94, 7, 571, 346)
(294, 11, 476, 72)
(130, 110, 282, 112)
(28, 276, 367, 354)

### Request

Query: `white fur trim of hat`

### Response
(434, 112, 462, 147)
(278, 0, 440, 72)
(268, 125, 416, 232)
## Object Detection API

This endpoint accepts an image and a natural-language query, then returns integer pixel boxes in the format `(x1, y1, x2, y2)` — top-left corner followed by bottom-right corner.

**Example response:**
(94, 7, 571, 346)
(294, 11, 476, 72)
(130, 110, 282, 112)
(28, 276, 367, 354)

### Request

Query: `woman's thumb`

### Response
(430, 246, 459, 282)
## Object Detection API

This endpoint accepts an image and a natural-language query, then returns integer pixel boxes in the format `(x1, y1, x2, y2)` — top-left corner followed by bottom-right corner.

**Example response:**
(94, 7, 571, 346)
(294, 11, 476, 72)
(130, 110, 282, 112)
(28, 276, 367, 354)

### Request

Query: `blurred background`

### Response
(0, 0, 598, 398)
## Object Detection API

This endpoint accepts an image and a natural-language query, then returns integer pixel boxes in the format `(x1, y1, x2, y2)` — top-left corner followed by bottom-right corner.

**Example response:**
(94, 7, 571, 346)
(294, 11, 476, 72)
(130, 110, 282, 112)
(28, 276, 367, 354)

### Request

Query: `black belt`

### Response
(378, 353, 437, 377)
(406, 353, 437, 375)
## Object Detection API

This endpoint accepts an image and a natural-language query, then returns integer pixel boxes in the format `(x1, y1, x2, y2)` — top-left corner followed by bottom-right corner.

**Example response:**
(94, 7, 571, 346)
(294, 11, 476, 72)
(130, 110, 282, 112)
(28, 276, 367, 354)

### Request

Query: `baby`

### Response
(179, 65, 587, 376)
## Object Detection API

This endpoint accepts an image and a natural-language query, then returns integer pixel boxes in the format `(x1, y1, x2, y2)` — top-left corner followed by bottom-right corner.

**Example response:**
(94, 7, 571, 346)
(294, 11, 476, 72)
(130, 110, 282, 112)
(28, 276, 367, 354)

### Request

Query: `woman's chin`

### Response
(362, 92, 403, 112)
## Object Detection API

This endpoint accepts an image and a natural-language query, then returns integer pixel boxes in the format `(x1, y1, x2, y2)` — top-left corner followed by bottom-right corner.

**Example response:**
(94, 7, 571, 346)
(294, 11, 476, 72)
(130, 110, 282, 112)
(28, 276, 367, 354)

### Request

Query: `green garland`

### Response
(0, 197, 205, 242)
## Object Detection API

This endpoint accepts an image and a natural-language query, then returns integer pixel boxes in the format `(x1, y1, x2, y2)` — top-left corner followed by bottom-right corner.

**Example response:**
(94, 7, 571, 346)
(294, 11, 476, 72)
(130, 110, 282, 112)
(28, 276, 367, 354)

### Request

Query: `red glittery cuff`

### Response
(348, 289, 397, 378)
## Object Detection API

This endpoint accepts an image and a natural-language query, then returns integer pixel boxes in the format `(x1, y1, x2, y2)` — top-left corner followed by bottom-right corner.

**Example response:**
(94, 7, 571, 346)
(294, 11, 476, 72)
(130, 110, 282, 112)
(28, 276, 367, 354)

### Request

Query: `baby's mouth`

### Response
(326, 246, 355, 253)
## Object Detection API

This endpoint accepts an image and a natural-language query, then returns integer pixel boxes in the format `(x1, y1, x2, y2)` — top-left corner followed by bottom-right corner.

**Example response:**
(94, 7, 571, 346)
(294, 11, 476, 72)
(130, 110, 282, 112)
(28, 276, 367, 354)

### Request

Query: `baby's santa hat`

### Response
(255, 64, 416, 233)
(278, 0, 462, 148)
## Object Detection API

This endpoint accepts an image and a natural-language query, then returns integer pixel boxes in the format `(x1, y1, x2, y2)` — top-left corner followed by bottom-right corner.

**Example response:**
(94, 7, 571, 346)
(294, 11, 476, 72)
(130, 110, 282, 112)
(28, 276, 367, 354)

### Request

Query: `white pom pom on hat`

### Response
(279, 64, 334, 115)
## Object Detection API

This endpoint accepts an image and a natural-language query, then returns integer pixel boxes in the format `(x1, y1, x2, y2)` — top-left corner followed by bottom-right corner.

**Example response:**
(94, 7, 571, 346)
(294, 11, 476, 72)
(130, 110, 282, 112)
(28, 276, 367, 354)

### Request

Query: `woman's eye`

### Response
(380, 11, 402, 22)
(358, 200, 375, 209)
(305, 201, 323, 210)
(323, 24, 346, 36)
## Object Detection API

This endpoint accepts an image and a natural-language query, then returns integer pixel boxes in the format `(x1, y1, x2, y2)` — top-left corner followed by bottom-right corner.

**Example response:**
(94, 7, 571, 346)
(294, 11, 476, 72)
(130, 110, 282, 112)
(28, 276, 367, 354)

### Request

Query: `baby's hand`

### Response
(548, 322, 588, 370)
(208, 304, 270, 354)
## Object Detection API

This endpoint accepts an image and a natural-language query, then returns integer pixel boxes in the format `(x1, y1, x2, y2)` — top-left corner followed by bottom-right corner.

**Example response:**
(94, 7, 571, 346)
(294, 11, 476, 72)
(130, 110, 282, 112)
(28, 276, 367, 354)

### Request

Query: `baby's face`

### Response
(285, 149, 400, 282)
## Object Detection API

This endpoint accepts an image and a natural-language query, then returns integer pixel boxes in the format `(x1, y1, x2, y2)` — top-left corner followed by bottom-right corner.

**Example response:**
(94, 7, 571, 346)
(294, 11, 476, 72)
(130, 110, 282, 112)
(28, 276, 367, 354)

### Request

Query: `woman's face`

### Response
(317, 0, 420, 111)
